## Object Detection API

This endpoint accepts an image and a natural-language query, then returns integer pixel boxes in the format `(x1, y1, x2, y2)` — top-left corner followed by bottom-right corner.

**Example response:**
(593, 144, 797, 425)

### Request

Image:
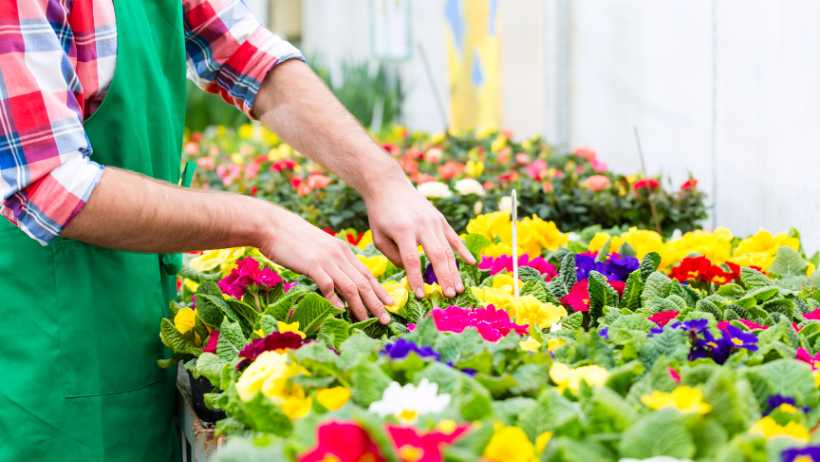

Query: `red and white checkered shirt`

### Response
(0, 0, 302, 244)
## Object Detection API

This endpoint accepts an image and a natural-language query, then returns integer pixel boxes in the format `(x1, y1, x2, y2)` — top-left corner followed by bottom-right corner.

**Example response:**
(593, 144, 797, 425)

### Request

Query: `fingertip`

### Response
(379, 313, 391, 324)
(444, 287, 456, 298)
(415, 288, 424, 299)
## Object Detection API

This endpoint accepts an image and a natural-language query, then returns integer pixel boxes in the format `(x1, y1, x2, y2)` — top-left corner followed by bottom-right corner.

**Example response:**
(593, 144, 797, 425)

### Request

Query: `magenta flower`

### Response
(717, 319, 768, 331)
(478, 254, 557, 279)
(432, 305, 528, 342)
(561, 280, 590, 312)
(796, 347, 820, 370)
(804, 308, 820, 321)
(237, 331, 305, 369)
(203, 329, 219, 353)
(218, 257, 283, 299)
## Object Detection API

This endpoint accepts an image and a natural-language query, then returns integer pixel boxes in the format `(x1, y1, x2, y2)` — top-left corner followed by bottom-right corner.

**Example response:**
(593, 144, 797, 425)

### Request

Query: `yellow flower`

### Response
(430, 131, 446, 145)
(238, 123, 255, 140)
(173, 308, 196, 334)
(749, 416, 810, 443)
(814, 371, 820, 388)
(466, 211, 511, 241)
(188, 247, 247, 274)
(549, 362, 609, 395)
(436, 419, 459, 434)
(230, 152, 245, 165)
(357, 230, 374, 249)
(357, 254, 389, 278)
(664, 228, 734, 266)
(519, 337, 541, 352)
(516, 216, 568, 256)
(491, 134, 508, 153)
(235, 351, 311, 419)
(481, 242, 513, 258)
(733, 230, 800, 270)
(315, 386, 351, 411)
(509, 297, 567, 329)
(587, 232, 615, 253)
(466, 159, 485, 178)
(483, 424, 549, 462)
(424, 282, 444, 298)
(382, 280, 409, 314)
(277, 321, 306, 339)
(471, 286, 514, 310)
(807, 262, 816, 276)
(619, 228, 665, 261)
(547, 338, 566, 352)
(640, 386, 711, 415)
(182, 278, 199, 293)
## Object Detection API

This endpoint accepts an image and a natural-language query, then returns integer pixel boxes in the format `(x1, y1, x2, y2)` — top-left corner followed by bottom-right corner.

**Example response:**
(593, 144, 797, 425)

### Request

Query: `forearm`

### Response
(62, 167, 274, 253)
(252, 60, 406, 199)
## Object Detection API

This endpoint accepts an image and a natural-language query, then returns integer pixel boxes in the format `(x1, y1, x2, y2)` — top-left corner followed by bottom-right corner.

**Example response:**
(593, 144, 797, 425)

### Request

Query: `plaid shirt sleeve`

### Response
(184, 0, 304, 117)
(0, 1, 106, 245)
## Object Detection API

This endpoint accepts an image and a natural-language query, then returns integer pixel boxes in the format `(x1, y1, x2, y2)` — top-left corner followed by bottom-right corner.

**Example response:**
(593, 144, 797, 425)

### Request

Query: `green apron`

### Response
(0, 1, 186, 460)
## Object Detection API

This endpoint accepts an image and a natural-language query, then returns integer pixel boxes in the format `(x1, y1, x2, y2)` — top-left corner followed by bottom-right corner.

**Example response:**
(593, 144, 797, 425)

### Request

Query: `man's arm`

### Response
(252, 61, 476, 299)
(63, 168, 393, 324)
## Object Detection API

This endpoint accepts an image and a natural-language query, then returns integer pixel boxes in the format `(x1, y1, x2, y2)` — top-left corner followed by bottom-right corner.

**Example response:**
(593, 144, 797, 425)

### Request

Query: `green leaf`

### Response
(642, 271, 673, 306)
(770, 246, 808, 277)
(638, 327, 689, 369)
(621, 270, 644, 310)
(196, 293, 228, 327)
(349, 361, 392, 406)
(338, 331, 381, 369)
(519, 389, 582, 440)
(464, 233, 490, 258)
(640, 252, 662, 280)
(317, 317, 350, 349)
(548, 254, 576, 299)
(264, 285, 310, 320)
(588, 270, 620, 319)
(745, 359, 814, 403)
(237, 392, 293, 435)
(188, 352, 229, 388)
(159, 318, 201, 356)
(741, 267, 772, 290)
(226, 299, 258, 335)
(216, 318, 246, 361)
(212, 437, 287, 462)
(618, 409, 695, 459)
(522, 278, 561, 305)
(289, 293, 344, 336)
(704, 369, 759, 435)
(562, 312, 584, 330)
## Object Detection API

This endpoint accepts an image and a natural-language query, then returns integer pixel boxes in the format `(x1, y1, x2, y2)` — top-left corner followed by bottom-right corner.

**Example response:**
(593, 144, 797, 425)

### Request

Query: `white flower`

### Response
(498, 195, 512, 212)
(368, 379, 451, 423)
(417, 181, 453, 199)
(453, 178, 485, 196)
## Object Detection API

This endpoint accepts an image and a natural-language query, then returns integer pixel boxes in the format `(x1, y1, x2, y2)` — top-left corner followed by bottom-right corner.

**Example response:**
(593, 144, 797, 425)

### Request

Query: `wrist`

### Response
(358, 155, 411, 202)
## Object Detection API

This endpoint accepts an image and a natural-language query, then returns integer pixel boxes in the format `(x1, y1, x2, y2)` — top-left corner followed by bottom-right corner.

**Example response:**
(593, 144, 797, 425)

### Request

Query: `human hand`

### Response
(259, 205, 393, 324)
(364, 178, 476, 299)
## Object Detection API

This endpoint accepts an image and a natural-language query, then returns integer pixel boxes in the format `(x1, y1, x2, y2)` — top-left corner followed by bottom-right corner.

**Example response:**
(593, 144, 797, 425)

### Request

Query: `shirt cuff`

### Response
(229, 26, 305, 118)
(1, 156, 104, 245)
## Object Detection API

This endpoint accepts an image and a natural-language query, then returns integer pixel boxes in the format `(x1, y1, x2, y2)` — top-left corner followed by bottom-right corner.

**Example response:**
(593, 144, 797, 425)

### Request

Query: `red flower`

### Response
(796, 348, 820, 371)
(668, 367, 681, 384)
(386, 424, 469, 462)
(561, 280, 590, 312)
(271, 159, 296, 172)
(237, 332, 305, 369)
(669, 256, 739, 285)
(648, 310, 679, 328)
(632, 178, 660, 192)
(717, 319, 768, 331)
(438, 161, 465, 180)
(680, 178, 698, 191)
(299, 421, 385, 462)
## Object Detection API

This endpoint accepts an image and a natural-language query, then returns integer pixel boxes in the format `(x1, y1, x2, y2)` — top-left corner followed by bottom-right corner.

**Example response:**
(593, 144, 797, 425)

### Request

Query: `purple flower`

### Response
(598, 327, 609, 339)
(382, 338, 440, 361)
(423, 263, 438, 284)
(782, 446, 820, 462)
(575, 253, 639, 282)
(765, 394, 809, 416)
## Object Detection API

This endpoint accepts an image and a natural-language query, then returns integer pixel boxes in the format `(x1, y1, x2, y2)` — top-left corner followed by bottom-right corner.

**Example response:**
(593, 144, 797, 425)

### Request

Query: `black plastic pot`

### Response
(187, 370, 226, 423)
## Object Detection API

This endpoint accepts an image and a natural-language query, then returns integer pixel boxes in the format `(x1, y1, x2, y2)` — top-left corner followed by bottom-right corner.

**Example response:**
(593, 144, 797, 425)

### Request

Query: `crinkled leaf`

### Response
(618, 409, 695, 459)
(216, 318, 246, 361)
(159, 318, 201, 356)
(289, 293, 344, 336)
(640, 252, 661, 280)
(770, 246, 808, 277)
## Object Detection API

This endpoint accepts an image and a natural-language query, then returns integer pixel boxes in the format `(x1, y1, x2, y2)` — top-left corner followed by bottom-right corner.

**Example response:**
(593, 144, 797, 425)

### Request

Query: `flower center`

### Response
(398, 408, 418, 423)
(398, 445, 425, 462)
(731, 337, 744, 346)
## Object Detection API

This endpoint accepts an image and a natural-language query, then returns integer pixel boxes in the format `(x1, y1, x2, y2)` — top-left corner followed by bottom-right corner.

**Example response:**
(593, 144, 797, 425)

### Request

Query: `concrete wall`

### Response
(299, 0, 820, 249)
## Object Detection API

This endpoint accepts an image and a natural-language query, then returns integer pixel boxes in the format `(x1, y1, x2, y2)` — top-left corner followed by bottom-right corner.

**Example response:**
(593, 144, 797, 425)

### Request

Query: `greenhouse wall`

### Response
(294, 0, 820, 249)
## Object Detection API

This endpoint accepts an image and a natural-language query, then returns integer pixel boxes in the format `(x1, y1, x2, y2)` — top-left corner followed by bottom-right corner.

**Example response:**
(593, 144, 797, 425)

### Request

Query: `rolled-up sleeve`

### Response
(0, 5, 104, 245)
(183, 0, 304, 117)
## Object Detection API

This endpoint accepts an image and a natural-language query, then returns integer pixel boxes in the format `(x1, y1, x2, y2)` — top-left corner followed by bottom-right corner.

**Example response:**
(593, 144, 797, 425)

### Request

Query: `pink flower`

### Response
(680, 178, 698, 191)
(203, 330, 219, 353)
(196, 156, 214, 170)
(574, 146, 598, 162)
(432, 306, 528, 342)
(668, 367, 681, 384)
(526, 159, 548, 180)
(515, 153, 530, 165)
(804, 308, 820, 321)
(244, 161, 261, 180)
(581, 175, 611, 192)
(271, 159, 296, 172)
(218, 257, 282, 299)
(478, 254, 557, 280)
(649, 310, 679, 328)
(590, 158, 608, 173)
(561, 280, 590, 312)
(438, 161, 465, 180)
(386, 424, 469, 462)
(796, 347, 820, 370)
(717, 319, 768, 331)
(307, 173, 331, 190)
